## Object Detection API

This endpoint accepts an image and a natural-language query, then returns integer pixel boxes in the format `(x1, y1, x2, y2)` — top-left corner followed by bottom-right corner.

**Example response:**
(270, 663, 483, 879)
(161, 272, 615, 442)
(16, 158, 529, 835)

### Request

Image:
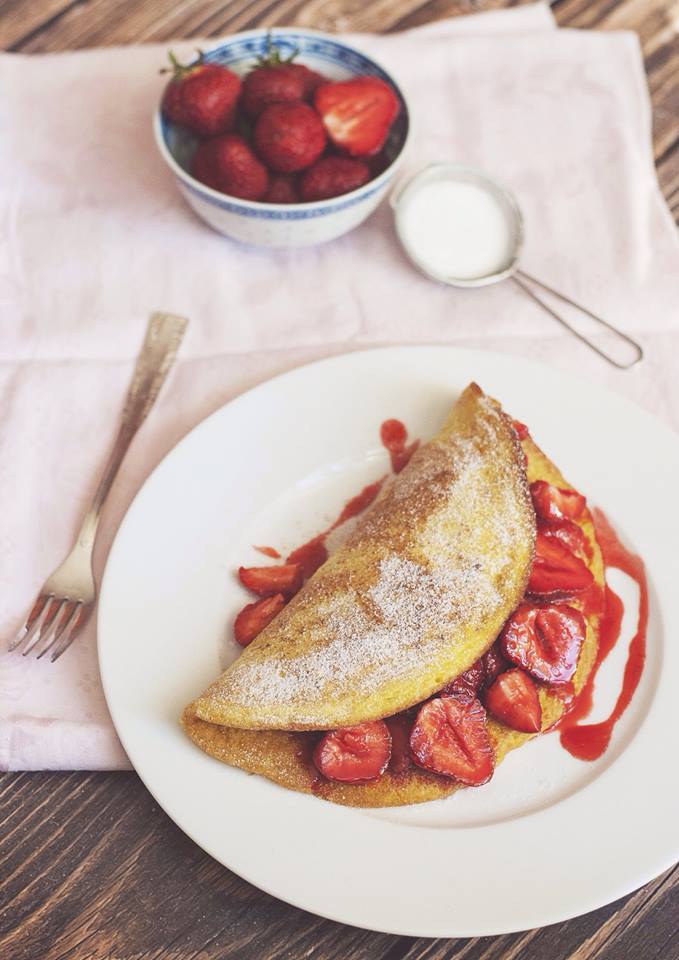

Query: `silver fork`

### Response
(9, 312, 188, 662)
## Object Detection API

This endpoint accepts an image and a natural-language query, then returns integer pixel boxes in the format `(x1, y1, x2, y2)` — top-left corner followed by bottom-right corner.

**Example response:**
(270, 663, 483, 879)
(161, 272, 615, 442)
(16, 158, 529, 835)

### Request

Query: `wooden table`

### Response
(1, 2, 678, 958)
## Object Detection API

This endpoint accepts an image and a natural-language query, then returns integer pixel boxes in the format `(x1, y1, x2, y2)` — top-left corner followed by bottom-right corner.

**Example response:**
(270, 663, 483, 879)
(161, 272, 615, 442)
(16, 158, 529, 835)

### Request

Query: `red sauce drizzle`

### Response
(283, 420, 418, 580)
(286, 479, 385, 579)
(253, 545, 281, 559)
(554, 509, 648, 761)
(380, 418, 420, 473)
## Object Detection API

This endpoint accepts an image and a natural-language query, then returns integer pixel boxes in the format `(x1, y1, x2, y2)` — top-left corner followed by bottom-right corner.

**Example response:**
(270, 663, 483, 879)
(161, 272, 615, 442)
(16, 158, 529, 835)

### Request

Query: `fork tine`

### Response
(35, 599, 76, 660)
(8, 595, 51, 652)
(50, 603, 87, 662)
(22, 597, 62, 657)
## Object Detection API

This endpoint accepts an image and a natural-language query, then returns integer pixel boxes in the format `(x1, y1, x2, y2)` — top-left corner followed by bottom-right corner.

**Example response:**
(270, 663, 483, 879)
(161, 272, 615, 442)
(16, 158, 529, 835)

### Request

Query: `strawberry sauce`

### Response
(286, 479, 384, 578)
(554, 509, 648, 761)
(253, 545, 281, 558)
(380, 419, 419, 473)
(272, 420, 416, 578)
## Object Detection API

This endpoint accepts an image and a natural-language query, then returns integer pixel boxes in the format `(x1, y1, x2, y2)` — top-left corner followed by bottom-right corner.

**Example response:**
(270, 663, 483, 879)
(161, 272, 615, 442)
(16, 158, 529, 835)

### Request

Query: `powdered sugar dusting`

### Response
(200, 387, 535, 725)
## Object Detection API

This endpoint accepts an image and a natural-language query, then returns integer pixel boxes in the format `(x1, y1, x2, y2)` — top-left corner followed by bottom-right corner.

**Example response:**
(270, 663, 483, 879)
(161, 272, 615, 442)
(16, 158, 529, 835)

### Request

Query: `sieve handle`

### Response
(512, 270, 643, 370)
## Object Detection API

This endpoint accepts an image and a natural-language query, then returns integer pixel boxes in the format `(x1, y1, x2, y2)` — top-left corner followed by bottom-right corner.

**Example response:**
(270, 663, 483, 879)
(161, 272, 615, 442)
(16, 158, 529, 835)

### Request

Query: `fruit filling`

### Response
(409, 697, 494, 786)
(501, 603, 586, 684)
(313, 720, 392, 783)
(233, 417, 603, 788)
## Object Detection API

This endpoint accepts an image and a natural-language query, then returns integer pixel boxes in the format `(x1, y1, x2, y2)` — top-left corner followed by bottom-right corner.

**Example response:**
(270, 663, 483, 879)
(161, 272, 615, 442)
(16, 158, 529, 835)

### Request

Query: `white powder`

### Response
(204, 392, 534, 724)
(398, 178, 515, 281)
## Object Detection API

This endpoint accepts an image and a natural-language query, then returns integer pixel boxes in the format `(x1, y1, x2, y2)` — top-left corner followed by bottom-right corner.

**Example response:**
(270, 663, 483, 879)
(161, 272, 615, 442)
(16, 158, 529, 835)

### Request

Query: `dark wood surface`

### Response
(1, 2, 678, 958)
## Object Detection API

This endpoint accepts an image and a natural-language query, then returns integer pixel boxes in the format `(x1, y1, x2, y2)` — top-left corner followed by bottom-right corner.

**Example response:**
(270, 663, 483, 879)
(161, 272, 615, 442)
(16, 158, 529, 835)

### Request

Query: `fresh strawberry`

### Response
(285, 63, 327, 98)
(512, 420, 530, 441)
(500, 602, 586, 684)
(191, 134, 268, 200)
(300, 156, 370, 201)
(385, 714, 413, 775)
(234, 593, 286, 646)
(262, 174, 299, 204)
(314, 76, 399, 157)
(313, 720, 391, 783)
(539, 518, 589, 559)
(242, 65, 305, 117)
(238, 562, 302, 597)
(161, 51, 241, 137)
(253, 102, 326, 173)
(528, 531, 593, 598)
(481, 643, 510, 688)
(441, 659, 485, 702)
(409, 697, 494, 785)
(485, 668, 542, 733)
(530, 480, 586, 524)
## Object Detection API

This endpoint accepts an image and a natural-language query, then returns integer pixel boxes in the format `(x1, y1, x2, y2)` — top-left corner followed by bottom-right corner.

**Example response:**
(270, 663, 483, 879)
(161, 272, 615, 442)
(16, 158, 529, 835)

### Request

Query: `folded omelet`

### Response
(183, 384, 603, 807)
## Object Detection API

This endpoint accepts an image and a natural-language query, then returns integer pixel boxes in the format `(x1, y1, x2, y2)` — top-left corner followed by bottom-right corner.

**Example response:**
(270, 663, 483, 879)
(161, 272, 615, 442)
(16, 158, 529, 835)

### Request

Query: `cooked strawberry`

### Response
(234, 593, 286, 646)
(242, 64, 305, 117)
(481, 643, 509, 688)
(314, 76, 399, 157)
(287, 537, 328, 579)
(512, 420, 529, 441)
(409, 697, 494, 785)
(539, 518, 589, 559)
(385, 714, 413, 775)
(500, 602, 586, 684)
(253, 102, 326, 173)
(485, 668, 542, 733)
(299, 156, 370, 202)
(262, 175, 299, 204)
(441, 659, 485, 702)
(161, 51, 241, 137)
(530, 480, 586, 524)
(392, 440, 420, 474)
(238, 562, 302, 597)
(528, 531, 593, 597)
(191, 134, 268, 200)
(313, 720, 391, 783)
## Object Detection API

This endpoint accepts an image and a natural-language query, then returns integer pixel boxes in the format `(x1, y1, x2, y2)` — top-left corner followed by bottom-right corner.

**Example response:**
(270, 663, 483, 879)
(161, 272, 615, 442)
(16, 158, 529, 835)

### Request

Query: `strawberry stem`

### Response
(253, 30, 299, 68)
(159, 48, 204, 78)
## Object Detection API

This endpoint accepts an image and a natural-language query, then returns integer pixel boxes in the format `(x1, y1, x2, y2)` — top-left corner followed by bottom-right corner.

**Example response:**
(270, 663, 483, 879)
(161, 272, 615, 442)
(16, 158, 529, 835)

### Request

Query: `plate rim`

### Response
(98, 344, 679, 937)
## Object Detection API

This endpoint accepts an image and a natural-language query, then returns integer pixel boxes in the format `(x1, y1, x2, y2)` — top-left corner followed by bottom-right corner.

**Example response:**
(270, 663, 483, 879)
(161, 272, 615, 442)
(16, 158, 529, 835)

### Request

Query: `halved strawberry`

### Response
(539, 519, 589, 559)
(409, 697, 494, 785)
(385, 714, 413, 775)
(528, 531, 593, 598)
(530, 480, 586, 524)
(314, 76, 399, 157)
(233, 593, 286, 646)
(485, 668, 542, 733)
(286, 538, 328, 580)
(512, 420, 529, 441)
(238, 563, 302, 597)
(481, 643, 510, 688)
(500, 602, 586, 684)
(392, 440, 420, 474)
(313, 720, 391, 783)
(441, 659, 485, 702)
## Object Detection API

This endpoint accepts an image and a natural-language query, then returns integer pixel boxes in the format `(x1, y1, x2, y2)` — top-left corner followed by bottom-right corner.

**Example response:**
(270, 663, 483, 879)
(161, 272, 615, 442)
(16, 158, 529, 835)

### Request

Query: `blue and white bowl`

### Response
(153, 29, 410, 247)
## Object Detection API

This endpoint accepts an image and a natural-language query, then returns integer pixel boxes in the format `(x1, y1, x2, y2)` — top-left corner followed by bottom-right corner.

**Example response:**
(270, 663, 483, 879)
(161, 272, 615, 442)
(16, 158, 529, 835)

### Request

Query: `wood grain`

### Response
(0, 771, 677, 960)
(1, 1, 678, 957)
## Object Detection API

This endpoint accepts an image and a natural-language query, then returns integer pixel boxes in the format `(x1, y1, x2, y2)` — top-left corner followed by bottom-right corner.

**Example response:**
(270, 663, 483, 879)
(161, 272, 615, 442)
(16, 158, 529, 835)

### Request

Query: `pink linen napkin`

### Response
(1, 3, 678, 771)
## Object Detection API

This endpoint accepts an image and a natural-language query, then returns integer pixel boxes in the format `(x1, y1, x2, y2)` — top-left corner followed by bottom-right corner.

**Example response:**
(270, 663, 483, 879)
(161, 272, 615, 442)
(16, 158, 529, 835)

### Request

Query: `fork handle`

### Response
(77, 312, 188, 549)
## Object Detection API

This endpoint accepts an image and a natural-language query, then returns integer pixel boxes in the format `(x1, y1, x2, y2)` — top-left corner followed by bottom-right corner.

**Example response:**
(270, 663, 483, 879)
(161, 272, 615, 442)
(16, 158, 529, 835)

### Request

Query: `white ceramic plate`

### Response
(98, 347, 679, 937)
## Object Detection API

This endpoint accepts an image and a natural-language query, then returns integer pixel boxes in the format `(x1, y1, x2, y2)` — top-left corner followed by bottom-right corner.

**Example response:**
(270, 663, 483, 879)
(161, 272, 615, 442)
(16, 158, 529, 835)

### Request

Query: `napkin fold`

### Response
(1, 3, 678, 771)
